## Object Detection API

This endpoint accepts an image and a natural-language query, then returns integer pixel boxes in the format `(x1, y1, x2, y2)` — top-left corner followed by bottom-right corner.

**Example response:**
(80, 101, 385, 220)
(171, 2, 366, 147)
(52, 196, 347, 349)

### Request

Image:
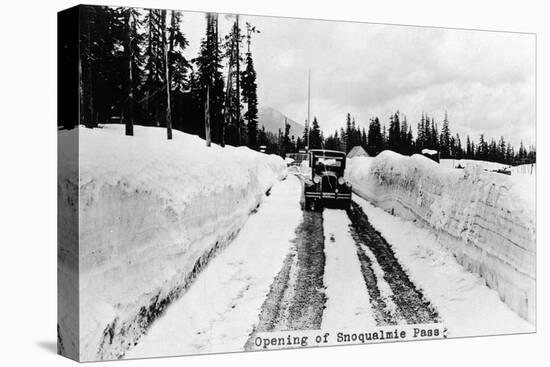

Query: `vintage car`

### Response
(304, 149, 352, 210)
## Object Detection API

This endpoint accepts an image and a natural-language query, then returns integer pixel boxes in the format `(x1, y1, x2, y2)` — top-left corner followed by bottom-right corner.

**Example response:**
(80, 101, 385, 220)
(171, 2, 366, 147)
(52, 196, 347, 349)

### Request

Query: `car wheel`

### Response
(304, 197, 311, 211)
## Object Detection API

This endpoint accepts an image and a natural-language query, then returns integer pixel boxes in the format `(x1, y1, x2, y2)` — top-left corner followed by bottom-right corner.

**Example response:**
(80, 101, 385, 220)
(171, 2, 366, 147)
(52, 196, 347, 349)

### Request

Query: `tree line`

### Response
(274, 110, 535, 166)
(67, 6, 261, 149)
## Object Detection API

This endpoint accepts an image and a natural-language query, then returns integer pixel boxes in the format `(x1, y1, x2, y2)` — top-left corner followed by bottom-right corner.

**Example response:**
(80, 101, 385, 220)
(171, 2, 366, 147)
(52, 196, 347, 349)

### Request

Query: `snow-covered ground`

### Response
(125, 175, 303, 359)
(441, 158, 536, 178)
(322, 210, 376, 330)
(58, 125, 286, 361)
(353, 195, 534, 337)
(346, 151, 535, 323)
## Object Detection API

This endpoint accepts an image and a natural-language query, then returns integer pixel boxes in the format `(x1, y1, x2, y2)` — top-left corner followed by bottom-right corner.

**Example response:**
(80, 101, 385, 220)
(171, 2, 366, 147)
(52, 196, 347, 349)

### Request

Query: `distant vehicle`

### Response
(304, 149, 352, 210)
(259, 145, 267, 153)
(491, 167, 511, 175)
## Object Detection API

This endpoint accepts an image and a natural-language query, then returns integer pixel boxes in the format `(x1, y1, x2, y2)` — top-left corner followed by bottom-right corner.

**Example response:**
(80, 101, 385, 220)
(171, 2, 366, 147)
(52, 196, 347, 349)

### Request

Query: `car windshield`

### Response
(313, 156, 343, 174)
(317, 158, 340, 167)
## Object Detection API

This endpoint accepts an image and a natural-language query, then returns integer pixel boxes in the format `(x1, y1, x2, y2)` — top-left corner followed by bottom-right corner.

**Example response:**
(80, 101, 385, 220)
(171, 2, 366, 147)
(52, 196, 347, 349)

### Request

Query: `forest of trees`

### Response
(285, 110, 535, 166)
(64, 6, 535, 166)
(68, 6, 261, 148)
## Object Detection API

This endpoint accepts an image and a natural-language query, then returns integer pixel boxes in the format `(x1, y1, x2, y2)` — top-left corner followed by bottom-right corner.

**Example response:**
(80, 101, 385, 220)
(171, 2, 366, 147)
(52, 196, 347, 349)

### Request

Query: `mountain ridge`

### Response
(258, 106, 305, 139)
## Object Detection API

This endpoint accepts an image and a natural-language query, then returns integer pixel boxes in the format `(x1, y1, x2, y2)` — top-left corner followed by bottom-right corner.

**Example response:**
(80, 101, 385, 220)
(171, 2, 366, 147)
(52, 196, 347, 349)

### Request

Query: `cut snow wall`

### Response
(58, 125, 286, 361)
(58, 128, 80, 360)
(346, 151, 535, 324)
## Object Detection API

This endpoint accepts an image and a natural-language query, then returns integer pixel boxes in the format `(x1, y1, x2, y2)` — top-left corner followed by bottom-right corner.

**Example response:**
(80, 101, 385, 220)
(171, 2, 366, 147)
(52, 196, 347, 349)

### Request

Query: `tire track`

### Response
(245, 210, 326, 349)
(347, 202, 439, 325)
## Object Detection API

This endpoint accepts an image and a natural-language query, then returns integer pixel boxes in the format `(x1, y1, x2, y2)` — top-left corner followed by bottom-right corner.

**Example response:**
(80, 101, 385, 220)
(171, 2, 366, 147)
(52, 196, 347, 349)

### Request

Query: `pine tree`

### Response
(167, 11, 190, 93)
(344, 113, 352, 152)
(416, 113, 428, 151)
(222, 16, 245, 146)
(143, 9, 167, 126)
(388, 111, 401, 152)
(455, 133, 462, 159)
(123, 8, 134, 136)
(281, 120, 291, 156)
(309, 117, 323, 149)
(193, 13, 225, 145)
(80, 6, 127, 127)
(367, 117, 383, 156)
(241, 22, 260, 149)
(399, 115, 409, 154)
(440, 111, 451, 158)
(382, 124, 387, 149)
(161, 10, 172, 139)
(361, 128, 367, 151)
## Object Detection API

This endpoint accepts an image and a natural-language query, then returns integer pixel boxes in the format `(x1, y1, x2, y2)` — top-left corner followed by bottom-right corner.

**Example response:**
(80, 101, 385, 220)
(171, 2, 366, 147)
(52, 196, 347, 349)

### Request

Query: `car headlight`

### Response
(313, 176, 321, 184)
(338, 177, 345, 185)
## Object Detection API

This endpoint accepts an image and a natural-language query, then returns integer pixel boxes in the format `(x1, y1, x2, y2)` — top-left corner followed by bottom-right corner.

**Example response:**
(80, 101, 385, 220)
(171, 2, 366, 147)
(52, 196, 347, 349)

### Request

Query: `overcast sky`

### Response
(180, 10, 535, 147)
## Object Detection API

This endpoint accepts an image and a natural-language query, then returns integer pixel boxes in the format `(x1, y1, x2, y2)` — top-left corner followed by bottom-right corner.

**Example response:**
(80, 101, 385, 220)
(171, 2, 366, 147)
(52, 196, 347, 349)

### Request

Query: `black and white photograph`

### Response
(57, 3, 536, 362)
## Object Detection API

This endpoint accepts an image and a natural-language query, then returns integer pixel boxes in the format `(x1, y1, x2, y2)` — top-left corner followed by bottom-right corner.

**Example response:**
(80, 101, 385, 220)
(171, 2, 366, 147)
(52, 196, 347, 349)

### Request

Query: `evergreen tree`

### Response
(367, 117, 383, 156)
(399, 115, 409, 154)
(324, 130, 342, 151)
(388, 111, 401, 152)
(454, 133, 463, 159)
(343, 113, 352, 152)
(382, 124, 387, 149)
(241, 22, 260, 149)
(192, 13, 225, 144)
(80, 6, 128, 127)
(222, 16, 245, 146)
(143, 9, 168, 126)
(361, 128, 368, 151)
(308, 117, 323, 149)
(440, 111, 451, 158)
(123, 8, 134, 136)
(281, 121, 292, 156)
(167, 11, 190, 93)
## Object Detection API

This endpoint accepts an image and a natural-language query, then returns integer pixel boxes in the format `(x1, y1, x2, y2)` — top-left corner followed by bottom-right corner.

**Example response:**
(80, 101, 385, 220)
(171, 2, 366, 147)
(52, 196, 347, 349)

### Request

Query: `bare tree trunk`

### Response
(78, 51, 83, 126)
(162, 10, 172, 140)
(222, 47, 233, 148)
(124, 10, 134, 136)
(205, 85, 211, 147)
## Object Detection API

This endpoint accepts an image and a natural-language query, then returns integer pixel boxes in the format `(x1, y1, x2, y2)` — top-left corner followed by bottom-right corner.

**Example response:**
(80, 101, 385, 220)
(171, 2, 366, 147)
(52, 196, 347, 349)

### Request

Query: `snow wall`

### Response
(346, 151, 535, 324)
(58, 125, 286, 361)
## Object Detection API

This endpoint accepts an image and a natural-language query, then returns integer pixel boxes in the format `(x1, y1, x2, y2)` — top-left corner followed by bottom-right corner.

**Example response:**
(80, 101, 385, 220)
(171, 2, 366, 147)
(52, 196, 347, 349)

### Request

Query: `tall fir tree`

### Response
(367, 117, 383, 156)
(309, 117, 323, 149)
(241, 22, 260, 149)
(440, 111, 451, 158)
(192, 13, 225, 145)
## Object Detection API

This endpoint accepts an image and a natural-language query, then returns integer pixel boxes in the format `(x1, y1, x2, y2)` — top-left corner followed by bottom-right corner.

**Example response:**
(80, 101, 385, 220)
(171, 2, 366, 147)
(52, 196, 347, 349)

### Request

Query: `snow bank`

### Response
(126, 175, 303, 358)
(58, 125, 286, 361)
(346, 151, 535, 324)
(353, 196, 533, 337)
(58, 128, 79, 359)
